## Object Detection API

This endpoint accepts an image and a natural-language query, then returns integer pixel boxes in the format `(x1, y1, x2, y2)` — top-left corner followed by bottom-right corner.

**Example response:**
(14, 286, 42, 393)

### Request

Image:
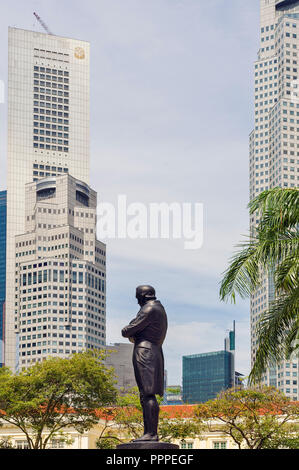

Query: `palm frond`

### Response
(284, 320, 299, 358)
(275, 255, 299, 293)
(249, 188, 299, 232)
(249, 288, 299, 383)
(220, 234, 298, 301)
(219, 243, 261, 302)
(220, 188, 299, 302)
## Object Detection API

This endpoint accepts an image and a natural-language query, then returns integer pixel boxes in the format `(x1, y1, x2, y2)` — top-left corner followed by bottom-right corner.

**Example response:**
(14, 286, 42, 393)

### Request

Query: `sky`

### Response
(0, 0, 260, 385)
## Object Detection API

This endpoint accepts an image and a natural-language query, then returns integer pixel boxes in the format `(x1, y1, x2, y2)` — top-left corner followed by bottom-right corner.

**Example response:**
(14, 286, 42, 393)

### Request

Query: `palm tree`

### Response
(219, 187, 299, 383)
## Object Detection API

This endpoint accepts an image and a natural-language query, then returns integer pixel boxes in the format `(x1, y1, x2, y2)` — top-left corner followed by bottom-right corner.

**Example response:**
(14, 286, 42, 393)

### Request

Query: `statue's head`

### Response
(136, 285, 156, 306)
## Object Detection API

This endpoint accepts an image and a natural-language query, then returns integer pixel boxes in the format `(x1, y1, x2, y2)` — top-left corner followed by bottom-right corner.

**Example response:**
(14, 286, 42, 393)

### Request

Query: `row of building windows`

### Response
(33, 64, 70, 153)
(20, 245, 101, 260)
(34, 66, 69, 75)
(36, 224, 94, 234)
(21, 341, 83, 348)
(21, 332, 94, 340)
(20, 260, 105, 276)
(20, 270, 105, 289)
(19, 307, 104, 321)
(261, 24, 275, 34)
(16, 439, 65, 449)
(34, 143, 69, 152)
(34, 73, 69, 84)
(33, 82, 69, 93)
(34, 49, 70, 63)
(34, 137, 69, 146)
(33, 163, 69, 173)
(16, 250, 93, 259)
(21, 349, 83, 356)
(33, 114, 68, 124)
(34, 108, 69, 118)
(34, 128, 69, 139)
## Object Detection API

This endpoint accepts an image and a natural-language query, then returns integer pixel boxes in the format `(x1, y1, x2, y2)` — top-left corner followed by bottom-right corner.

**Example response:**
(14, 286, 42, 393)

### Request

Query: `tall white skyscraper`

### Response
(250, 0, 299, 399)
(5, 28, 99, 370)
(16, 174, 106, 369)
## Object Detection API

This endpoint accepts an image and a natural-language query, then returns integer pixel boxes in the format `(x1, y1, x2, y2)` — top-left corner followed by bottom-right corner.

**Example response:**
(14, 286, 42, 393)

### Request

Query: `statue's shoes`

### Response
(132, 434, 159, 442)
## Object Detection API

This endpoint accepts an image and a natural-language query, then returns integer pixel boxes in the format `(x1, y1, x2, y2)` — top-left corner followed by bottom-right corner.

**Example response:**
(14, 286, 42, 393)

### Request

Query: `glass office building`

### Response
(182, 323, 237, 404)
(0, 191, 7, 367)
(182, 351, 234, 404)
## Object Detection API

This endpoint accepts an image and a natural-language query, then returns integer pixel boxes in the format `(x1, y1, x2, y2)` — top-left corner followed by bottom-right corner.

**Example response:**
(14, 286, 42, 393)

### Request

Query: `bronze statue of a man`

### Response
(121, 285, 168, 442)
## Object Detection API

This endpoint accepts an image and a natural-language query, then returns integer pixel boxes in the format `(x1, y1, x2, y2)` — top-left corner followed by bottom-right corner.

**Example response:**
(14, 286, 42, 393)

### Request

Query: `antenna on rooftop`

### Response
(33, 12, 53, 35)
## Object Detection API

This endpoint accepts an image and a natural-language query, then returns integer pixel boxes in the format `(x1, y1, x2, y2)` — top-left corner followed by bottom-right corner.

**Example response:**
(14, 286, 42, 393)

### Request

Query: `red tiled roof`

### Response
(1, 402, 298, 422)
(160, 405, 197, 418)
(96, 402, 299, 421)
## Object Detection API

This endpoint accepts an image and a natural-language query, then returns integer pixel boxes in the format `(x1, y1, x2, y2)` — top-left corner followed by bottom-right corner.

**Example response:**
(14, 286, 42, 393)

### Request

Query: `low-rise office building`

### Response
(104, 343, 136, 393)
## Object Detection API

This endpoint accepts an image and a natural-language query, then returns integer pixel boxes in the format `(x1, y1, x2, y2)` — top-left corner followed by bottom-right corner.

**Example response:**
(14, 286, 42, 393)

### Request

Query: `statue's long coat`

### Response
(121, 300, 168, 397)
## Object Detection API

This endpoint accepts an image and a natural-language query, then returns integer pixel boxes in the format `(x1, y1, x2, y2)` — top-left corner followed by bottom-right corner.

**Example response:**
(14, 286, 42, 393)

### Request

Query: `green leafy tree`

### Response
(158, 414, 202, 444)
(96, 387, 201, 448)
(96, 388, 144, 448)
(165, 387, 181, 395)
(0, 351, 117, 449)
(196, 387, 299, 449)
(0, 437, 14, 449)
(219, 188, 299, 381)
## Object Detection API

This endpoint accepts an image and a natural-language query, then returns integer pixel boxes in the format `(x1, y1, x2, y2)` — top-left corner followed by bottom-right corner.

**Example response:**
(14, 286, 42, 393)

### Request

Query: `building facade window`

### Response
(213, 441, 227, 449)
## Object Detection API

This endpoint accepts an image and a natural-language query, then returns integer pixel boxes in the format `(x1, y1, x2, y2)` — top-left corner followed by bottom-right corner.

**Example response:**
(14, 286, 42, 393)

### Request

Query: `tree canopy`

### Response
(0, 351, 117, 449)
(196, 386, 299, 449)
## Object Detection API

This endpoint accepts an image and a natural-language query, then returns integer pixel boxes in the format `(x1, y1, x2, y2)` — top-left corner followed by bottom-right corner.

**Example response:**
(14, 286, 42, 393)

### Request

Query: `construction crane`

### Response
(33, 12, 53, 35)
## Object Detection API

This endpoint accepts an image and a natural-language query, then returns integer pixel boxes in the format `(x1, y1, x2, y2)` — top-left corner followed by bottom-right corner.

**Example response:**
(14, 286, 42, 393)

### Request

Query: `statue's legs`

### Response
(133, 392, 159, 441)
(140, 392, 149, 435)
